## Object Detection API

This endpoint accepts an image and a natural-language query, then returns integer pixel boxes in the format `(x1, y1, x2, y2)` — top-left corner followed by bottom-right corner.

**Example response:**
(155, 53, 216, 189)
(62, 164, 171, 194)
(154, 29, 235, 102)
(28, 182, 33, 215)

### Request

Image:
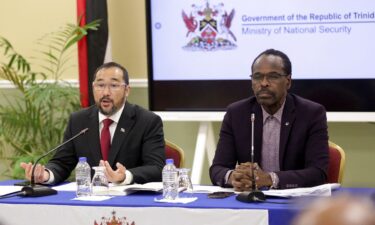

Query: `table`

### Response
(1, 180, 374, 225)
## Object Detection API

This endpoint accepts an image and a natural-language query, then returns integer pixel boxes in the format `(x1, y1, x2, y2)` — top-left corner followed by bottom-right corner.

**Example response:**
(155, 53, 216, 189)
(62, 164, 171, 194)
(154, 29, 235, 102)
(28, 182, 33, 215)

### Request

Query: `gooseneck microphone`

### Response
(18, 128, 89, 197)
(236, 113, 266, 203)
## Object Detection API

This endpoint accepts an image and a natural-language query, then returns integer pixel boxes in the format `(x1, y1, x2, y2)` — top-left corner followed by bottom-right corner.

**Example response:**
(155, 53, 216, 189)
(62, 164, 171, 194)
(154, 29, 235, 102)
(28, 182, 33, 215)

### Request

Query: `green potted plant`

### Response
(0, 20, 99, 179)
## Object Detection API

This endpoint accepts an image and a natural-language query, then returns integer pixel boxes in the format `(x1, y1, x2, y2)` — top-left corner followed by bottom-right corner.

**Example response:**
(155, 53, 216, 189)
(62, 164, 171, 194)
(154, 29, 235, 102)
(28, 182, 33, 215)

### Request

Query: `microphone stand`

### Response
(236, 113, 266, 203)
(18, 128, 89, 197)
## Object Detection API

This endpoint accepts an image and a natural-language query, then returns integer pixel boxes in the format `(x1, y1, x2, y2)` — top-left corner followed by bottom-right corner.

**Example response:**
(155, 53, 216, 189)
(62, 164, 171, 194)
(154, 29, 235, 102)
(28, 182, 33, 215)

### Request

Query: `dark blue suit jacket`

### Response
(46, 102, 165, 184)
(209, 94, 329, 189)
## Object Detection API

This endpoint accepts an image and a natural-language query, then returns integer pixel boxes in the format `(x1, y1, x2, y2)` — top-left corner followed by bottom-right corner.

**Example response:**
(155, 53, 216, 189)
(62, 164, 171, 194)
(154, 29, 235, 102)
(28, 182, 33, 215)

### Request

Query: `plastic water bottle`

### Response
(76, 157, 91, 197)
(162, 158, 179, 200)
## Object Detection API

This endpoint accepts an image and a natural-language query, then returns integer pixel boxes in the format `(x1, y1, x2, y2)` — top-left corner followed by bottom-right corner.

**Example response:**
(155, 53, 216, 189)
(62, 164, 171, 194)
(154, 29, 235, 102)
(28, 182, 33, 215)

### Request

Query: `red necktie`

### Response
(100, 118, 113, 161)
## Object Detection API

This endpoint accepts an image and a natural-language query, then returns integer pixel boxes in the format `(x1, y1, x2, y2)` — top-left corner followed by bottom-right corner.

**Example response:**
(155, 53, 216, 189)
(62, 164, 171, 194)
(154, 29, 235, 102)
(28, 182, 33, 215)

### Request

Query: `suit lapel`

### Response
(87, 107, 102, 164)
(279, 94, 296, 169)
(108, 102, 136, 166)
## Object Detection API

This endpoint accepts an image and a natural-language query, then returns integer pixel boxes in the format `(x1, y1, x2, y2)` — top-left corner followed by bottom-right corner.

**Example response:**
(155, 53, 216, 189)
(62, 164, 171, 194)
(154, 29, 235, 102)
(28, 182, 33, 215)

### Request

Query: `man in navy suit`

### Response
(21, 62, 165, 185)
(209, 49, 329, 190)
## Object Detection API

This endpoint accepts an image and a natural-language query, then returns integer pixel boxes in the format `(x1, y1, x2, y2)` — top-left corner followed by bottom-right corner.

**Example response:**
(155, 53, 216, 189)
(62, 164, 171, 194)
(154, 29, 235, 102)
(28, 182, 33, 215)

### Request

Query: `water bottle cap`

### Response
(79, 157, 87, 162)
(166, 158, 174, 164)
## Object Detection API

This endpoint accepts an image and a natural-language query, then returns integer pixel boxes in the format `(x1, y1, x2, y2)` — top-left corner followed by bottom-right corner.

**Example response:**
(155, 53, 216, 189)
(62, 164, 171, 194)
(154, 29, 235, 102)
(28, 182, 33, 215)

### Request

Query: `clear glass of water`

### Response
(178, 168, 193, 197)
(91, 166, 109, 195)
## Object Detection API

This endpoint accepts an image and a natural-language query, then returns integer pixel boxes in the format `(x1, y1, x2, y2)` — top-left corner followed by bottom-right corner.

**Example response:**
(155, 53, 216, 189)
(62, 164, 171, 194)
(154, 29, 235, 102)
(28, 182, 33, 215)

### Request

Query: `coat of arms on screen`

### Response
(94, 210, 135, 225)
(182, 1, 237, 51)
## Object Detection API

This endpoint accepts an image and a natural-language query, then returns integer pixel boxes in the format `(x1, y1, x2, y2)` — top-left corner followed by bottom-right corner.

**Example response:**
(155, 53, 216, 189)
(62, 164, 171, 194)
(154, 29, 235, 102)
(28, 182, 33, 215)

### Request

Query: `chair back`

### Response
(327, 141, 346, 183)
(165, 140, 185, 168)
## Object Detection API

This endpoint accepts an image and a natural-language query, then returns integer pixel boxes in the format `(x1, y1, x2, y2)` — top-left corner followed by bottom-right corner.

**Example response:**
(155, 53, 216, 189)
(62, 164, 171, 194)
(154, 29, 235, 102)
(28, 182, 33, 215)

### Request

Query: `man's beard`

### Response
(96, 97, 118, 116)
(255, 89, 276, 104)
(99, 104, 117, 116)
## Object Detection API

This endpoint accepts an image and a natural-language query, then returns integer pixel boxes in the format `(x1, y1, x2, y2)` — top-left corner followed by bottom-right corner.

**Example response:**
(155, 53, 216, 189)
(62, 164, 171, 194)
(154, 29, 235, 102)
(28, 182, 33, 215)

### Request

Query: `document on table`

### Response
(110, 182, 163, 196)
(54, 182, 164, 196)
(187, 183, 341, 197)
(0, 186, 22, 196)
(184, 183, 341, 197)
(55, 182, 231, 196)
(263, 183, 341, 198)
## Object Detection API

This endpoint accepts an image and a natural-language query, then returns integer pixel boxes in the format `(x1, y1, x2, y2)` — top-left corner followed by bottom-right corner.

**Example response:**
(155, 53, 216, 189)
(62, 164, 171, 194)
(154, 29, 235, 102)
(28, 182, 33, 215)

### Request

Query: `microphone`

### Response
(17, 128, 89, 197)
(236, 113, 266, 203)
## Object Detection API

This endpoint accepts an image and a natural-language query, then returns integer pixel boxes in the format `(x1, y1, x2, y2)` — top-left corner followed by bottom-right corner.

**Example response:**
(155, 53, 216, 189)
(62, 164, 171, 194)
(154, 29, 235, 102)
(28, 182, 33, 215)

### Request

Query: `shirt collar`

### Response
(98, 102, 125, 124)
(261, 100, 286, 123)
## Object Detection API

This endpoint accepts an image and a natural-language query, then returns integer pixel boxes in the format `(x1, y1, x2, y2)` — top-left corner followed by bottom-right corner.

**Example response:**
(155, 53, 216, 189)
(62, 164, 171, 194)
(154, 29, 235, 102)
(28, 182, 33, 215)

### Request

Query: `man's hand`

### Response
(100, 160, 126, 184)
(20, 162, 50, 183)
(229, 162, 255, 191)
(229, 162, 273, 191)
(254, 166, 273, 188)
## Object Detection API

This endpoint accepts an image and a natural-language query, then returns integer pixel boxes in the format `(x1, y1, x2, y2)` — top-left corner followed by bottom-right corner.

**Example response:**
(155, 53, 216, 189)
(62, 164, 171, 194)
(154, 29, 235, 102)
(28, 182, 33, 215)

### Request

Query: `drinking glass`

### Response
(91, 166, 109, 195)
(178, 168, 193, 197)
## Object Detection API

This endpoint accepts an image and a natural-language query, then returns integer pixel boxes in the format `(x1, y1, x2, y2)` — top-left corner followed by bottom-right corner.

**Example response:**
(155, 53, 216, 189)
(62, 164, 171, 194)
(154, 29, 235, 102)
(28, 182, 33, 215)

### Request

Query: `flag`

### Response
(77, 0, 111, 107)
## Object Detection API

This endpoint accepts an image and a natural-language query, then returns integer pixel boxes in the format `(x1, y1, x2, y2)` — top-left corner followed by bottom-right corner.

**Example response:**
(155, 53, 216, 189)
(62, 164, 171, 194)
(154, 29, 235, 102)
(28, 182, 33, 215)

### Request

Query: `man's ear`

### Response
(125, 86, 131, 97)
(286, 75, 292, 90)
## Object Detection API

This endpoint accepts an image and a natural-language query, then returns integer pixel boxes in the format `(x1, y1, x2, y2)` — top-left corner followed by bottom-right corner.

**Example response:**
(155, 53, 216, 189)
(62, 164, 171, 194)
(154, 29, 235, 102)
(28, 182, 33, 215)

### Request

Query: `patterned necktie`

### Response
(261, 116, 280, 172)
(100, 118, 113, 161)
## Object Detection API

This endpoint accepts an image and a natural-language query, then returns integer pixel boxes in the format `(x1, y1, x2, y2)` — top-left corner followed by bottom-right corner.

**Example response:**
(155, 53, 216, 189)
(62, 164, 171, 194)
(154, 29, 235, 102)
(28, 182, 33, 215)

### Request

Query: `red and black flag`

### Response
(77, 0, 111, 107)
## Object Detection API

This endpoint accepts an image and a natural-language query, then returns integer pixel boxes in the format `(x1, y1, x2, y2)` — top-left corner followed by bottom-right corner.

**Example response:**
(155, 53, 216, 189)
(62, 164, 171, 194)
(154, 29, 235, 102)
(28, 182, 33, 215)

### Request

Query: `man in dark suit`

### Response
(209, 49, 329, 190)
(21, 62, 165, 185)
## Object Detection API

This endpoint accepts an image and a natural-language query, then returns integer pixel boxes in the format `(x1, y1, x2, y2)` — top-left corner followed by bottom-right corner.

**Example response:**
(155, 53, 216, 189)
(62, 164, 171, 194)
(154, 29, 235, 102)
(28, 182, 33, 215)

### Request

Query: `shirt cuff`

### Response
(118, 170, 133, 185)
(44, 168, 55, 184)
(224, 170, 233, 185)
(269, 172, 279, 189)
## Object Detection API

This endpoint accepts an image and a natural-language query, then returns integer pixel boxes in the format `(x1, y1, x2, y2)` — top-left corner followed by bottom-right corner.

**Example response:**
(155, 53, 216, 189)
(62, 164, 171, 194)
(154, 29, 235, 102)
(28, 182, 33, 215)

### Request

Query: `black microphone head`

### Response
(236, 190, 266, 203)
(21, 185, 57, 197)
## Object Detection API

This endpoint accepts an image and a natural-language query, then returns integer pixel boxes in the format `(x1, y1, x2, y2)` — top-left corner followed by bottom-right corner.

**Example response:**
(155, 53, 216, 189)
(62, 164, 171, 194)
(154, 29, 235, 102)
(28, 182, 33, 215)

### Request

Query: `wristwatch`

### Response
(269, 172, 279, 189)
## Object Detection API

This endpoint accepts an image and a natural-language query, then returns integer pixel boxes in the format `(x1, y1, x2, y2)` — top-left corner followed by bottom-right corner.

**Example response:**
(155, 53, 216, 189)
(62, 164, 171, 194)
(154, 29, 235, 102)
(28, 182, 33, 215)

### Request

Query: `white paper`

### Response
(0, 186, 22, 196)
(50, 182, 234, 195)
(191, 185, 234, 194)
(54, 182, 163, 196)
(53, 182, 76, 191)
(154, 197, 198, 204)
(120, 182, 163, 192)
(263, 183, 341, 198)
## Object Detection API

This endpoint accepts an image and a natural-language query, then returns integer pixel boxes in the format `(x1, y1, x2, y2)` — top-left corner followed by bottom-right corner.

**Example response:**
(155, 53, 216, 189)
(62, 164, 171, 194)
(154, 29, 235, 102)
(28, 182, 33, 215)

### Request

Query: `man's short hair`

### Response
(93, 62, 129, 85)
(251, 49, 292, 76)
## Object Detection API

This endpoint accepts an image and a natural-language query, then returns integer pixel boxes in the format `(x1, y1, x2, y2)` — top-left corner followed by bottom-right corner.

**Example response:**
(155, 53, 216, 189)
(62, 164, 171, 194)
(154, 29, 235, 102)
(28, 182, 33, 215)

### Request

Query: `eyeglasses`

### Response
(250, 72, 287, 83)
(92, 82, 126, 91)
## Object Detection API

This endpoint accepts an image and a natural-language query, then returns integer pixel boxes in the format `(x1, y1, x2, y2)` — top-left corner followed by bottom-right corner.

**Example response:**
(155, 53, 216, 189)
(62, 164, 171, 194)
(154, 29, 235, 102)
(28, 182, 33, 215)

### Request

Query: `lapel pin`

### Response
(285, 122, 289, 126)
(120, 128, 126, 133)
